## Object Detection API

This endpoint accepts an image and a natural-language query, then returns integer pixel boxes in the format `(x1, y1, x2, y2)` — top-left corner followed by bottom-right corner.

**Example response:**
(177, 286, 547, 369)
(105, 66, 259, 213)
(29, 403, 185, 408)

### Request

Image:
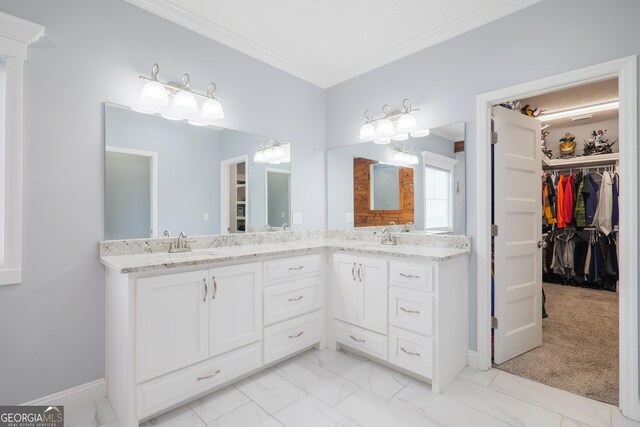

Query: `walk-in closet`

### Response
(492, 78, 620, 405)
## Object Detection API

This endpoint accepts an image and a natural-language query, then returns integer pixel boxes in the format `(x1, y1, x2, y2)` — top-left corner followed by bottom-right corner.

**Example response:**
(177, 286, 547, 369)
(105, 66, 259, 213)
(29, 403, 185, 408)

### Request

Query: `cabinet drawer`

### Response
(264, 254, 322, 284)
(389, 287, 433, 336)
(264, 277, 320, 325)
(389, 261, 433, 292)
(334, 320, 387, 360)
(388, 327, 433, 379)
(137, 343, 261, 420)
(264, 311, 321, 364)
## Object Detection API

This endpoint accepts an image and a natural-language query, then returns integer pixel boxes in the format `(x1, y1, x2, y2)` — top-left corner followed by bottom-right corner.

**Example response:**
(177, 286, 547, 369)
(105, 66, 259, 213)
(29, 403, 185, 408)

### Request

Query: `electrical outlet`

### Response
(203, 213, 209, 221)
(345, 212, 354, 223)
(292, 212, 303, 225)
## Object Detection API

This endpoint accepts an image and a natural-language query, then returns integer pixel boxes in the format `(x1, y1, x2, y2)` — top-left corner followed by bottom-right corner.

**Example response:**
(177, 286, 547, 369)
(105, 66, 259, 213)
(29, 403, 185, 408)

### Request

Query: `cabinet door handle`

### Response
(399, 273, 420, 279)
(351, 263, 356, 281)
(197, 369, 221, 381)
(203, 278, 208, 302)
(289, 331, 304, 339)
(288, 266, 304, 271)
(350, 335, 365, 343)
(400, 307, 420, 314)
(211, 276, 217, 299)
(357, 264, 362, 282)
(400, 347, 420, 357)
(288, 295, 304, 302)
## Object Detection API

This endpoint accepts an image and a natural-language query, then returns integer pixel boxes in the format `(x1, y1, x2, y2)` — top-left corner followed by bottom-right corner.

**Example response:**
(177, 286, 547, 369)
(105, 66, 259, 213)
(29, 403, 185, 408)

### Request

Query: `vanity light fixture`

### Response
(391, 144, 419, 166)
(253, 139, 290, 164)
(138, 63, 224, 126)
(359, 99, 430, 143)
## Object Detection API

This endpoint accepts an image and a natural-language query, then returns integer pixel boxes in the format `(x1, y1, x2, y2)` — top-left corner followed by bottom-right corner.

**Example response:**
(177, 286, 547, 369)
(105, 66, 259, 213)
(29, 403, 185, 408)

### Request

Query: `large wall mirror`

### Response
(327, 122, 465, 235)
(105, 103, 292, 240)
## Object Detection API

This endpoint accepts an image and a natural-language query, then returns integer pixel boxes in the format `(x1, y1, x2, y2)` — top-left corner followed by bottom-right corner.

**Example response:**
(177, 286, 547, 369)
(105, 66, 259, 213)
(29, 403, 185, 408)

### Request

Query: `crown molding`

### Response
(125, 0, 541, 89)
(124, 0, 327, 87)
(325, 0, 542, 87)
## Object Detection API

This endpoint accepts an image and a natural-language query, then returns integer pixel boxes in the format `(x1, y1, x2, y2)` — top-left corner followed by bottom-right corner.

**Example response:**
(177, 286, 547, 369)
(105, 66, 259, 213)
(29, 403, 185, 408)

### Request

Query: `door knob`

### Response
(537, 240, 548, 249)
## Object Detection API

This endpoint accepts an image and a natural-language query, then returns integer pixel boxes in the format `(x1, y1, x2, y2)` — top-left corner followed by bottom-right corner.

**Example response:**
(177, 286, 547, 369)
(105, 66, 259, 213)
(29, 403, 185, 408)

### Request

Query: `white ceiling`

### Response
(126, 0, 542, 88)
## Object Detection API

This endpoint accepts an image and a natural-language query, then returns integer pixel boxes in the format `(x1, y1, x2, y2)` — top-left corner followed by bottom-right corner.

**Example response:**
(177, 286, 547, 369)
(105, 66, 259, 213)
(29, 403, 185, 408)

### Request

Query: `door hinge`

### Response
(491, 131, 498, 145)
(492, 316, 498, 329)
(491, 224, 499, 237)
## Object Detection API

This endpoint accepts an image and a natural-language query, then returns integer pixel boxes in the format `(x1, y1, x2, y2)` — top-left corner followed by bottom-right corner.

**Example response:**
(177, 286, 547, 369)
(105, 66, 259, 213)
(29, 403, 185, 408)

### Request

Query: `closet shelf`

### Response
(542, 152, 619, 169)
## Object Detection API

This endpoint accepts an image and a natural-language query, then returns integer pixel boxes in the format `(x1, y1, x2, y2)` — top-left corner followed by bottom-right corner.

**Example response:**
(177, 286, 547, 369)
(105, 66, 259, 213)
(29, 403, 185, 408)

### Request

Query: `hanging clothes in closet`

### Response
(541, 168, 619, 292)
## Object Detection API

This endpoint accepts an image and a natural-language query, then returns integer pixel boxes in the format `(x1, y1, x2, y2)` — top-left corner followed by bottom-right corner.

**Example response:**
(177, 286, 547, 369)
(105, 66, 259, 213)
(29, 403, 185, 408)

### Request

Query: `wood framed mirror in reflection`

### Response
(327, 122, 465, 235)
(353, 157, 414, 227)
(104, 102, 293, 240)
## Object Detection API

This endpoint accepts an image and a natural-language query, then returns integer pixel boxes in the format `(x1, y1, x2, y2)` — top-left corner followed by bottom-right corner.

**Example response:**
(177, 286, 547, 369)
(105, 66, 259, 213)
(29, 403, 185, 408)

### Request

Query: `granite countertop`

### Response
(100, 237, 471, 274)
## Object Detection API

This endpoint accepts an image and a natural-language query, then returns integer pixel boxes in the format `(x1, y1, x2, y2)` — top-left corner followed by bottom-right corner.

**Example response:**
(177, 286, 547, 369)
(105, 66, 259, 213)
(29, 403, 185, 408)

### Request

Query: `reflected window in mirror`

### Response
(422, 151, 457, 232)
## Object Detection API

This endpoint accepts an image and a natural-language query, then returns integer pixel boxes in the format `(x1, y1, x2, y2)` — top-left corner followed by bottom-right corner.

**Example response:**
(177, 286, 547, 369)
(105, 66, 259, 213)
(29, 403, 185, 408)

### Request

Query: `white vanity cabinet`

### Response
(330, 253, 467, 394)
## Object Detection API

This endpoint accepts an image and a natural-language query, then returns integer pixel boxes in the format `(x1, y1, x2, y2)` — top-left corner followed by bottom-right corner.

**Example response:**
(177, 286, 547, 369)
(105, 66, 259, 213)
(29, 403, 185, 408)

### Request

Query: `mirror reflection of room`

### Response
(104, 103, 292, 239)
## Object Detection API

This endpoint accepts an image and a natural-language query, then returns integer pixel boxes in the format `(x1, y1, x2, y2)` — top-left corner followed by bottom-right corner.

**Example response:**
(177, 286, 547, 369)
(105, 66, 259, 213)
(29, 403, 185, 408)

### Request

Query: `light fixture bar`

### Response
(538, 101, 619, 122)
(139, 75, 214, 101)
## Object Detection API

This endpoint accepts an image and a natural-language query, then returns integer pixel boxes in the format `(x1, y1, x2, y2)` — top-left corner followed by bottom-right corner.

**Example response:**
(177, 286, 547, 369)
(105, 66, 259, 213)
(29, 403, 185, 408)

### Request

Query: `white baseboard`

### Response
(467, 350, 479, 369)
(22, 378, 106, 410)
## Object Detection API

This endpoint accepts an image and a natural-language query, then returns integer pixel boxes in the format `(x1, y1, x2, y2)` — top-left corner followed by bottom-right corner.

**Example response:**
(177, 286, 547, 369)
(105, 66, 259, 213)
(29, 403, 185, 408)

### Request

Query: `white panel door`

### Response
(137, 270, 209, 382)
(332, 253, 358, 324)
(493, 106, 542, 364)
(209, 262, 262, 357)
(357, 257, 388, 334)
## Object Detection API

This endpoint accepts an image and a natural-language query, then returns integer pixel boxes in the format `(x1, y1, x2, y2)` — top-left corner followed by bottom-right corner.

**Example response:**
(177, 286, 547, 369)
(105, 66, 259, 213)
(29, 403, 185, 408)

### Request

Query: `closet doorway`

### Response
(475, 56, 638, 419)
(220, 155, 248, 234)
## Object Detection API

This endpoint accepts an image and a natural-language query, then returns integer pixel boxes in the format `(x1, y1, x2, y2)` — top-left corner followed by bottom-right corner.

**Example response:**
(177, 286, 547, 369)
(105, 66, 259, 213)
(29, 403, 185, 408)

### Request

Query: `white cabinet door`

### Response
(209, 262, 262, 357)
(357, 258, 388, 334)
(332, 254, 358, 324)
(137, 270, 209, 382)
(493, 106, 542, 364)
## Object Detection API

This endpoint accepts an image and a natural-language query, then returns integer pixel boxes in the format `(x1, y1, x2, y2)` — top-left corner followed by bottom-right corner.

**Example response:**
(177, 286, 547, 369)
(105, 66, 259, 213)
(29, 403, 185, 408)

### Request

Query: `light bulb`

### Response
(410, 154, 419, 165)
(391, 133, 409, 141)
(396, 113, 417, 133)
(410, 128, 431, 138)
(202, 98, 224, 119)
(140, 80, 168, 106)
(373, 137, 391, 145)
(359, 123, 376, 141)
(172, 90, 197, 115)
(375, 118, 395, 138)
(265, 148, 275, 160)
(402, 152, 411, 163)
(254, 150, 265, 163)
(273, 145, 284, 160)
(393, 151, 404, 163)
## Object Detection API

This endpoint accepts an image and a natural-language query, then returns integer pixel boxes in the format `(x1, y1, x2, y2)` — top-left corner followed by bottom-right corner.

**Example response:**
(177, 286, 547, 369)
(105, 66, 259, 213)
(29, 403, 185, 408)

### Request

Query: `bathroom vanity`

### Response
(101, 231, 470, 426)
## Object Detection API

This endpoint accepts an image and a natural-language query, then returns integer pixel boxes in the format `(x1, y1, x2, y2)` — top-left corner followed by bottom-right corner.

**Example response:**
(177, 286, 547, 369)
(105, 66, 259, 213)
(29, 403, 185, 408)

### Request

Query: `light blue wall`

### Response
(0, 0, 324, 404)
(325, 0, 640, 351)
(106, 105, 222, 237)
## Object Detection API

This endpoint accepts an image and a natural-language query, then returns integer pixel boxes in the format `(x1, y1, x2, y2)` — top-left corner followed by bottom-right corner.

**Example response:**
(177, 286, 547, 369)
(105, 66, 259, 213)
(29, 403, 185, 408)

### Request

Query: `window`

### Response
(0, 12, 44, 285)
(422, 151, 458, 231)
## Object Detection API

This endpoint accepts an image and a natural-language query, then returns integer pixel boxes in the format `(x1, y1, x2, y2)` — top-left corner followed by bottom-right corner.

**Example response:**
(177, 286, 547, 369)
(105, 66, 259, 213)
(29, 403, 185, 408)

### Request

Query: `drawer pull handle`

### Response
(197, 369, 221, 381)
(352, 263, 356, 281)
(211, 276, 218, 300)
(350, 335, 365, 343)
(357, 264, 362, 282)
(203, 278, 208, 302)
(288, 295, 304, 302)
(400, 307, 420, 314)
(400, 347, 420, 357)
(289, 331, 304, 339)
(399, 273, 420, 279)
(289, 266, 304, 271)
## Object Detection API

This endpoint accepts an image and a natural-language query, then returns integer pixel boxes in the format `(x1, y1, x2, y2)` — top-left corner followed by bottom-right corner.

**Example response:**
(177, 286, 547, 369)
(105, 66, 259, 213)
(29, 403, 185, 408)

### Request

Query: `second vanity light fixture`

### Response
(137, 63, 224, 126)
(253, 139, 291, 164)
(359, 98, 430, 144)
(391, 144, 419, 166)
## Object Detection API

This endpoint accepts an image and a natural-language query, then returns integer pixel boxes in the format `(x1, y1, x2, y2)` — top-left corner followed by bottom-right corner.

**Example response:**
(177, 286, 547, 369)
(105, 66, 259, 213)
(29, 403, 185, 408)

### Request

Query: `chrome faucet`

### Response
(282, 223, 289, 230)
(376, 227, 397, 245)
(163, 230, 193, 253)
(399, 222, 413, 232)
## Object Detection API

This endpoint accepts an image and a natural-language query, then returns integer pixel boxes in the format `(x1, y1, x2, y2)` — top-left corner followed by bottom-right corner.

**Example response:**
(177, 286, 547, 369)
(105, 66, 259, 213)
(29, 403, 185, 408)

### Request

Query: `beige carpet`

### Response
(495, 282, 619, 405)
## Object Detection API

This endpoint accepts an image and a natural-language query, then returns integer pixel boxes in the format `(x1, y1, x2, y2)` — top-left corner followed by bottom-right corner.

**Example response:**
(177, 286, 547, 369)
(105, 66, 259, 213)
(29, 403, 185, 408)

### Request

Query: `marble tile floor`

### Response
(66, 348, 638, 427)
